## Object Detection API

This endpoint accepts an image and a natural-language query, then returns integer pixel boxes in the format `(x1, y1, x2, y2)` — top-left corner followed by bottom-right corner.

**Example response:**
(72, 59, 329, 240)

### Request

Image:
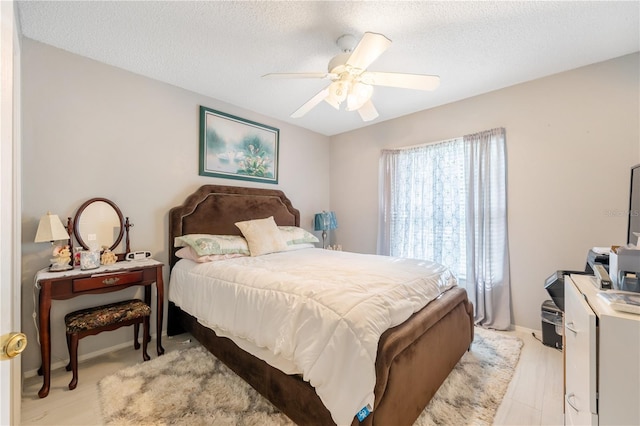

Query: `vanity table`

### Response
(34, 197, 164, 398)
(35, 260, 164, 398)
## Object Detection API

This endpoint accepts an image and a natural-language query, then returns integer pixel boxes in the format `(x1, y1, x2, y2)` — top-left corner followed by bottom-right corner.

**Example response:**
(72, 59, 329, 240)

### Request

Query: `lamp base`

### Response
(49, 263, 73, 272)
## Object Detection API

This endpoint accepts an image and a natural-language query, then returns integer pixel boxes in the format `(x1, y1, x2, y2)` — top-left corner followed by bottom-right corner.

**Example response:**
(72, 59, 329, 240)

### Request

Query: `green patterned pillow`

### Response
(278, 226, 320, 245)
(174, 234, 250, 256)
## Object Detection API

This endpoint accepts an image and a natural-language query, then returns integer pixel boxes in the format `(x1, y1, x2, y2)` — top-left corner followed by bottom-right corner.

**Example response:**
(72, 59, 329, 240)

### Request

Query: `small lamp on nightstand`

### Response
(314, 211, 338, 249)
(35, 211, 72, 271)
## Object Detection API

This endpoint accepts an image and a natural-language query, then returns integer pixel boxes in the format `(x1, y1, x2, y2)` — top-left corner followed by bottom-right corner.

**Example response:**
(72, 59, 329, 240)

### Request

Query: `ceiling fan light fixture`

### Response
(267, 31, 439, 122)
(328, 52, 351, 73)
(346, 82, 373, 111)
(327, 80, 349, 108)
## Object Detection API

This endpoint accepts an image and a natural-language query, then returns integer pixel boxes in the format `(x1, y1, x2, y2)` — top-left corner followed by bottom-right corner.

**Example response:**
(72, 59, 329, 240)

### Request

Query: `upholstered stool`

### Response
(64, 299, 151, 390)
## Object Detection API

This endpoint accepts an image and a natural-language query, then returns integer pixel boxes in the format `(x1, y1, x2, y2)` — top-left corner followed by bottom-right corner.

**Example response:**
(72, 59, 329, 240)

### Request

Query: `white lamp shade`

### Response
(34, 212, 69, 243)
(346, 82, 373, 111)
(328, 80, 349, 107)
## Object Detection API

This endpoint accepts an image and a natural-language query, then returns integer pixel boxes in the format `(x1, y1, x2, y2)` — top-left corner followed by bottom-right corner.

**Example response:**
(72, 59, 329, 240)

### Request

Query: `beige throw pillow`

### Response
(235, 216, 288, 256)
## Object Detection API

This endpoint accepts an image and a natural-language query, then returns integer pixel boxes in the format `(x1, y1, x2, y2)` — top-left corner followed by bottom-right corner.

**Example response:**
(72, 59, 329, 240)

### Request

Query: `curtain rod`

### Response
(382, 136, 461, 152)
(381, 127, 504, 152)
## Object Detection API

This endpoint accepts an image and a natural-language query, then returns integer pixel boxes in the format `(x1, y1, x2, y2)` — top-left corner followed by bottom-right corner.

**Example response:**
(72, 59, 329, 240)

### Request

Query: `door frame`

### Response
(1, 1, 22, 424)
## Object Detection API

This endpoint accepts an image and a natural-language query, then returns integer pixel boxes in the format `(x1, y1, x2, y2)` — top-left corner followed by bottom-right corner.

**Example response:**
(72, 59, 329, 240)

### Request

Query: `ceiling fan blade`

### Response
(262, 72, 335, 79)
(290, 86, 330, 118)
(363, 71, 440, 91)
(357, 99, 379, 122)
(346, 32, 392, 71)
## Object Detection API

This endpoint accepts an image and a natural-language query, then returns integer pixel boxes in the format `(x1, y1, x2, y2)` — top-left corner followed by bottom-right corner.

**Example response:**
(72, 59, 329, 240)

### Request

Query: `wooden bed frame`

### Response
(167, 184, 474, 425)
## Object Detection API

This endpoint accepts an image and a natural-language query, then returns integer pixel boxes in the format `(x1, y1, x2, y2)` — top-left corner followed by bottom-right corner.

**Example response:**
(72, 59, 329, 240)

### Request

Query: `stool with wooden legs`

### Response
(64, 299, 151, 390)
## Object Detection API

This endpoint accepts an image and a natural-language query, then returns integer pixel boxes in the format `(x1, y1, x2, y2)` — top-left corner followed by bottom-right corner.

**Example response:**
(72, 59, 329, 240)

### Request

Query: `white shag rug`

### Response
(98, 327, 522, 425)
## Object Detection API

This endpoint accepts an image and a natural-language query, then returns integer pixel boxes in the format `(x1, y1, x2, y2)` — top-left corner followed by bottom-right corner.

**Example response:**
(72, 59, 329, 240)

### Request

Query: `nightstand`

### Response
(34, 259, 164, 398)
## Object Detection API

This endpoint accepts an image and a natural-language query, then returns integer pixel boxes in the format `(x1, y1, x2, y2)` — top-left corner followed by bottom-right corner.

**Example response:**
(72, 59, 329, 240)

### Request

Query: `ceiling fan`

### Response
(263, 32, 440, 122)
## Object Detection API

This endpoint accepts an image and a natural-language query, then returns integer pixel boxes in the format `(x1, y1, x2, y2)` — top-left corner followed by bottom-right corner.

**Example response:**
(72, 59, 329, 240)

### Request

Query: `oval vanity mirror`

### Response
(73, 198, 127, 253)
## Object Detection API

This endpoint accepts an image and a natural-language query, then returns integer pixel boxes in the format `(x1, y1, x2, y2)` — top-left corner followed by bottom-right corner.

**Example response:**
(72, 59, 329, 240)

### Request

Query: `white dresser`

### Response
(564, 274, 640, 425)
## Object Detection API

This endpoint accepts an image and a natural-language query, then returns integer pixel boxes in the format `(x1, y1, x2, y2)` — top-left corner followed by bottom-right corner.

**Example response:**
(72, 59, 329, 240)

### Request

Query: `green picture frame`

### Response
(199, 106, 279, 184)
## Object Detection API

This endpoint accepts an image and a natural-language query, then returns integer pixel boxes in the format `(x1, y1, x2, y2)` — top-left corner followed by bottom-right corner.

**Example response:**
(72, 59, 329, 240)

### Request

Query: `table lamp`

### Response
(314, 211, 338, 249)
(35, 211, 72, 271)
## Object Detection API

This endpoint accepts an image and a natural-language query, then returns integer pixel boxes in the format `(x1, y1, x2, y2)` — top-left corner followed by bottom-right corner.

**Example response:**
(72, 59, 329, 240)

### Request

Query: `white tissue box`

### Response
(80, 250, 101, 270)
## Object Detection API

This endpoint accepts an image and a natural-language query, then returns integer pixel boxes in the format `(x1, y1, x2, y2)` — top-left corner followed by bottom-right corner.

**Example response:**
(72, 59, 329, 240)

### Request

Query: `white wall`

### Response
(20, 39, 331, 374)
(330, 53, 640, 331)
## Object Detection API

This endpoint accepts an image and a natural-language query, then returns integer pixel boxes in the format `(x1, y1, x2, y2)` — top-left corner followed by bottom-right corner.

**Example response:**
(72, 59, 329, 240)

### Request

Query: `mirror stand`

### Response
(72, 198, 132, 263)
(123, 217, 132, 261)
(66, 217, 74, 260)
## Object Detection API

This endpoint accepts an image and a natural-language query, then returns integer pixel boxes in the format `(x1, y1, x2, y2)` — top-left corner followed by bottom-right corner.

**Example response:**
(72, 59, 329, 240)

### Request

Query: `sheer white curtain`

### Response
(378, 128, 511, 329)
(378, 138, 467, 279)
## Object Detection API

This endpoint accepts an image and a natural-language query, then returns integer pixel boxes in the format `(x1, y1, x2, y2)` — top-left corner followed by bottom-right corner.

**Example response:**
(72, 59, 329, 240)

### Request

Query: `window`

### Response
(379, 138, 467, 279)
(379, 128, 511, 329)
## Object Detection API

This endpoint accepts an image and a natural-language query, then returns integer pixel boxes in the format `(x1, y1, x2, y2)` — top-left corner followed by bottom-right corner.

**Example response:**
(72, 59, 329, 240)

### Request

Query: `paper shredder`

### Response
(541, 300, 563, 349)
(541, 270, 591, 349)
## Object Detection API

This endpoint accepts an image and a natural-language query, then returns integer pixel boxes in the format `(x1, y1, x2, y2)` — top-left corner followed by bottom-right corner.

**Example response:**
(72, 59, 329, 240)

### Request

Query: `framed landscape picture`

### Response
(199, 106, 279, 184)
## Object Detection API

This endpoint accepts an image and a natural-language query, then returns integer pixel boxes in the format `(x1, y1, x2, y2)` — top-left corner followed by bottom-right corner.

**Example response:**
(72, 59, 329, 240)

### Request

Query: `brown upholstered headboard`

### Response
(169, 185, 300, 269)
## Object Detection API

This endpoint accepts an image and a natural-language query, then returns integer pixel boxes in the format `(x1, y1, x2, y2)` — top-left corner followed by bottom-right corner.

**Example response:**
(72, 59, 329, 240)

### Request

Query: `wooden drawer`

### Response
(72, 270, 144, 292)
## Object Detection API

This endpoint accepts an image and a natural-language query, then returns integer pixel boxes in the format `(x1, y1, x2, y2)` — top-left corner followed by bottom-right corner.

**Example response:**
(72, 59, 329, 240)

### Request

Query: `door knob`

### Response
(1, 332, 28, 360)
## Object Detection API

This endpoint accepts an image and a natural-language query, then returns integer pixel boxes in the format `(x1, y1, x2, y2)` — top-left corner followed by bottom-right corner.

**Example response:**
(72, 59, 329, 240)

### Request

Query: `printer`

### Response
(609, 246, 640, 293)
(585, 247, 609, 273)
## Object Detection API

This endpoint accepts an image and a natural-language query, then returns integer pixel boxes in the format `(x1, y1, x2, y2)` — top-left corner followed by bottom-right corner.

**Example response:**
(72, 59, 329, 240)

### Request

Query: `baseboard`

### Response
(485, 324, 542, 336)
(23, 331, 167, 379)
(513, 324, 541, 335)
(513, 324, 554, 346)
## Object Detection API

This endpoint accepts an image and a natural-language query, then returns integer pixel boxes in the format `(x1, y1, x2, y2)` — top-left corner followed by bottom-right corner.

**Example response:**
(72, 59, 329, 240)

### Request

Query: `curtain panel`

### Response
(378, 127, 511, 329)
(464, 128, 511, 329)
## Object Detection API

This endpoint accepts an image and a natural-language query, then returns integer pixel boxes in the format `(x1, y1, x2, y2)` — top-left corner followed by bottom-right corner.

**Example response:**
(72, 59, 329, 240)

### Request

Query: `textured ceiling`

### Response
(16, 1, 640, 136)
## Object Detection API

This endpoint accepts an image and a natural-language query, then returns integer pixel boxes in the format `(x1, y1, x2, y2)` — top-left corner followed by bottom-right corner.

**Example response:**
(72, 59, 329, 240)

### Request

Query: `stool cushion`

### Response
(65, 300, 151, 333)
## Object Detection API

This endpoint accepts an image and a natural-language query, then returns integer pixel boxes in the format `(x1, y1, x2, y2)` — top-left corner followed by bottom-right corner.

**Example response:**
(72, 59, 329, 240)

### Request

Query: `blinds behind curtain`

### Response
(378, 138, 467, 279)
(378, 128, 511, 329)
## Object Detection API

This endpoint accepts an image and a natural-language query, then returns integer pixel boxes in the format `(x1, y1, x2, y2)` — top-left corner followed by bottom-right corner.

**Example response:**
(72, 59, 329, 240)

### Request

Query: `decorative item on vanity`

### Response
(100, 247, 117, 265)
(314, 210, 338, 249)
(79, 249, 100, 270)
(51, 245, 72, 271)
(73, 247, 82, 267)
(34, 211, 73, 271)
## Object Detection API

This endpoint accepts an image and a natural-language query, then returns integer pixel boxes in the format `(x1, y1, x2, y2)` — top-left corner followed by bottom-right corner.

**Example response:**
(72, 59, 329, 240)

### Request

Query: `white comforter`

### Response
(169, 248, 456, 425)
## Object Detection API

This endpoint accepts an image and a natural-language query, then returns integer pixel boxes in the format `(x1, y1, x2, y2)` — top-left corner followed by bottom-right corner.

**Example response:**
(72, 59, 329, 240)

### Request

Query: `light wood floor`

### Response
(21, 329, 563, 425)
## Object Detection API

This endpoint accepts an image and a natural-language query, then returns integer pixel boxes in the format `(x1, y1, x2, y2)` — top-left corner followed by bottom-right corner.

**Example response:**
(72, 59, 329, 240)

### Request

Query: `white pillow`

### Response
(235, 216, 288, 256)
(175, 246, 247, 263)
(174, 234, 250, 256)
(278, 226, 320, 245)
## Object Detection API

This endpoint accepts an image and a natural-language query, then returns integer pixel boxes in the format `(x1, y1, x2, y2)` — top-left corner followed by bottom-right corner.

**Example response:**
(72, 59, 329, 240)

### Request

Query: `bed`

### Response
(167, 184, 474, 426)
